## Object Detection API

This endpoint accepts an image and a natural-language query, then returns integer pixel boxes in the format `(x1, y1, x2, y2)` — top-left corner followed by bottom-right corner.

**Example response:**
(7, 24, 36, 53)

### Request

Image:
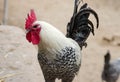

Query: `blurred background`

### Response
(0, 0, 120, 31)
(0, 0, 120, 82)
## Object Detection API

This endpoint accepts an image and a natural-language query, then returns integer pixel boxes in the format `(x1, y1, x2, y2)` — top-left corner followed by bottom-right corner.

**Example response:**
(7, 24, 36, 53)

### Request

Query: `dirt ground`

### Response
(0, 0, 120, 82)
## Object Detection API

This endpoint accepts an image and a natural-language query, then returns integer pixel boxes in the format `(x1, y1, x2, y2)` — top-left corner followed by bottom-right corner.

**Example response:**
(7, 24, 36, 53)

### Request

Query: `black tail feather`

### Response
(77, 18, 95, 35)
(76, 7, 99, 28)
(79, 3, 90, 20)
(66, 1, 99, 49)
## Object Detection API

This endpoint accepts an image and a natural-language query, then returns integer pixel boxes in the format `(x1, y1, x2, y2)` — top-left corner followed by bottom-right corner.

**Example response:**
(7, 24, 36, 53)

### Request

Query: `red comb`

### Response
(25, 9, 37, 29)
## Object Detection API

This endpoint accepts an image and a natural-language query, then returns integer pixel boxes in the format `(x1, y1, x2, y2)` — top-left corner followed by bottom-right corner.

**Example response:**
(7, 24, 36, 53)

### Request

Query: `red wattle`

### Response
(31, 31, 40, 44)
(26, 28, 41, 45)
(26, 31, 32, 43)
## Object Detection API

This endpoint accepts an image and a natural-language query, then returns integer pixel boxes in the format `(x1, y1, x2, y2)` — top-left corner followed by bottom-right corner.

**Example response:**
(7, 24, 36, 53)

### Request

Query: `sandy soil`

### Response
(0, 0, 120, 82)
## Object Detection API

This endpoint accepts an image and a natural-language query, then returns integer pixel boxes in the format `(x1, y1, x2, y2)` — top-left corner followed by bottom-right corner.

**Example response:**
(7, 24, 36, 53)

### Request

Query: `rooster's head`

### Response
(25, 9, 41, 45)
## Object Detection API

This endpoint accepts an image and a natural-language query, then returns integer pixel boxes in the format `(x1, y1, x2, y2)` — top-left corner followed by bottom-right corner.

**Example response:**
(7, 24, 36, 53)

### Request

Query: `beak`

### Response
(25, 29, 31, 33)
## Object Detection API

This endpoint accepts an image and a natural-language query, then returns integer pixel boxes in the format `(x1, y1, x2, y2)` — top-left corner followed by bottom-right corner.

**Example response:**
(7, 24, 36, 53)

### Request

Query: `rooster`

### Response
(25, 0, 99, 82)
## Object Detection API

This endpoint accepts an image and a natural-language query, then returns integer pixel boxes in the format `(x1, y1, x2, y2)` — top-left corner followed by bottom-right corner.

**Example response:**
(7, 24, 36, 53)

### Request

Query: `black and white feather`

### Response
(38, 47, 81, 81)
(36, 21, 81, 82)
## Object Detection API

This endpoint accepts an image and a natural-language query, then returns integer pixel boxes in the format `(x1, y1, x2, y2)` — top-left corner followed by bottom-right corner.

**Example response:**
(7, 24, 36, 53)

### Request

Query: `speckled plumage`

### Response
(38, 47, 81, 82)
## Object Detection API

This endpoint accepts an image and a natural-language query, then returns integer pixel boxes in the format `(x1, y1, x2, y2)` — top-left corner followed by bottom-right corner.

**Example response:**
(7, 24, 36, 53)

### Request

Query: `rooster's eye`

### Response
(33, 25, 38, 28)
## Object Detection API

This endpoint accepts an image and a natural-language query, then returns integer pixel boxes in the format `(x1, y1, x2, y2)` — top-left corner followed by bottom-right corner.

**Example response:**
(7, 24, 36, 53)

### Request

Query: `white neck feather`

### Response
(37, 21, 71, 51)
